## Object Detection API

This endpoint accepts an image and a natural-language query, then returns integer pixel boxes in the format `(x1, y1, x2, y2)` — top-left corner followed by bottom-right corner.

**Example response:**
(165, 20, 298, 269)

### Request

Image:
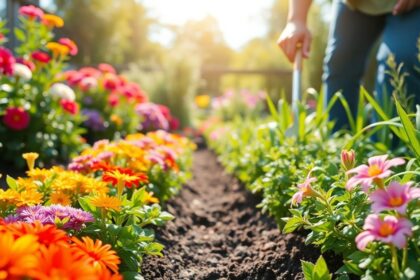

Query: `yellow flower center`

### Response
(378, 223, 395, 237)
(368, 165, 382, 177)
(389, 196, 404, 207)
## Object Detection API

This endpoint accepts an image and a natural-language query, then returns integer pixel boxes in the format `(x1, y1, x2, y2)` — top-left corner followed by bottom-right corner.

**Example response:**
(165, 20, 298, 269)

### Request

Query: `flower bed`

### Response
(203, 91, 420, 279)
(0, 130, 195, 278)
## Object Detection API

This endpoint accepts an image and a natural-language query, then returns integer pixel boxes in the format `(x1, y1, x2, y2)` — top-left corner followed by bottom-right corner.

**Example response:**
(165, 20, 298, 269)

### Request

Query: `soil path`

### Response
(142, 149, 321, 280)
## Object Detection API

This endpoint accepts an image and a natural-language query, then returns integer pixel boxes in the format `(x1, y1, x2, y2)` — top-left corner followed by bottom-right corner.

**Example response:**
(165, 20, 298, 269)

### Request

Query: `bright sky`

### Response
(142, 0, 273, 49)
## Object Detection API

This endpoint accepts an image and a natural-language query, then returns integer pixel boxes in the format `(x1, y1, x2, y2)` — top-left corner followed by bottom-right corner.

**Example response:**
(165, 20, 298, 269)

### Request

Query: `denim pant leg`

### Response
(323, 0, 385, 130)
(376, 8, 420, 108)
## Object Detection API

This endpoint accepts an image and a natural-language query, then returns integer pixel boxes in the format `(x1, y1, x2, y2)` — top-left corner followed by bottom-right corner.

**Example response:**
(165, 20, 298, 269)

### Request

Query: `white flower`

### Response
(13, 63, 32, 81)
(49, 83, 76, 101)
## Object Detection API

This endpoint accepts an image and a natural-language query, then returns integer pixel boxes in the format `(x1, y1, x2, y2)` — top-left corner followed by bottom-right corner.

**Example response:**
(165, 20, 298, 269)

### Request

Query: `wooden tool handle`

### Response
(294, 46, 303, 71)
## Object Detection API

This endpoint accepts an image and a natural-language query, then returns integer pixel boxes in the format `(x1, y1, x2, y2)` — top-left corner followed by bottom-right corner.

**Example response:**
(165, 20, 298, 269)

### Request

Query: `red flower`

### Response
(19, 5, 44, 19)
(0, 47, 15, 75)
(103, 167, 149, 188)
(103, 74, 121, 91)
(108, 93, 119, 107)
(31, 51, 51, 64)
(3, 107, 30, 130)
(16, 58, 36, 71)
(60, 99, 79, 115)
(58, 38, 78, 56)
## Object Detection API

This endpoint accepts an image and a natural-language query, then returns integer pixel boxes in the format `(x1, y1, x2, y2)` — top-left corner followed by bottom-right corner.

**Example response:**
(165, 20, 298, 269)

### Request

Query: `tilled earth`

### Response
(142, 149, 322, 280)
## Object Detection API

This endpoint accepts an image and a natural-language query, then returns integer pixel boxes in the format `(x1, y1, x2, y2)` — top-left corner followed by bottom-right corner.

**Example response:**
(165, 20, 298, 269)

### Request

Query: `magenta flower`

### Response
(370, 182, 420, 214)
(291, 174, 317, 206)
(346, 155, 405, 192)
(356, 214, 412, 251)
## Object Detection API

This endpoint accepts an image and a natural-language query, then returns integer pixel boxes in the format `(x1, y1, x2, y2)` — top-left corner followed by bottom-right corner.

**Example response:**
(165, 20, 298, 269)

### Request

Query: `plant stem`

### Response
(390, 245, 401, 278)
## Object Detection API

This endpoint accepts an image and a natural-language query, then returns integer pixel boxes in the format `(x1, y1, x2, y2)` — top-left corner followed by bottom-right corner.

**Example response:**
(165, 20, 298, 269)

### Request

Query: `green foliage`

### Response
(302, 255, 332, 280)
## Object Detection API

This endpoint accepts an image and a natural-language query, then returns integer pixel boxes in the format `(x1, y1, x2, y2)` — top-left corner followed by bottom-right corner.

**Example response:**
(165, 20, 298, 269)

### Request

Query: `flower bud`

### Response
(341, 149, 355, 171)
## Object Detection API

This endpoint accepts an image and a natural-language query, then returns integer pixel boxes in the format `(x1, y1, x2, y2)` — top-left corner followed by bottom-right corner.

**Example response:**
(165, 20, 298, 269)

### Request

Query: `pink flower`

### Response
(341, 149, 355, 171)
(19, 5, 44, 19)
(78, 77, 98, 91)
(346, 155, 405, 192)
(370, 181, 420, 214)
(356, 214, 412, 251)
(60, 99, 79, 115)
(291, 174, 317, 206)
(3, 107, 30, 130)
(0, 47, 15, 75)
(98, 63, 116, 74)
(58, 38, 78, 56)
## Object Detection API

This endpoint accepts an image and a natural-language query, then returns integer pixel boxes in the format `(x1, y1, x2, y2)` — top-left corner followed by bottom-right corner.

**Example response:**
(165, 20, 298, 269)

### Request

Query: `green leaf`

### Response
(14, 28, 25, 41)
(6, 175, 18, 190)
(313, 256, 332, 280)
(283, 216, 304, 233)
(301, 260, 315, 280)
(394, 96, 420, 159)
(121, 272, 144, 280)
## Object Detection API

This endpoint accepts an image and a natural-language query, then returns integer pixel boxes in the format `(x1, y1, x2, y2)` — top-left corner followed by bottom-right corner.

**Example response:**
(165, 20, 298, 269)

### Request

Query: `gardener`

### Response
(278, 0, 420, 129)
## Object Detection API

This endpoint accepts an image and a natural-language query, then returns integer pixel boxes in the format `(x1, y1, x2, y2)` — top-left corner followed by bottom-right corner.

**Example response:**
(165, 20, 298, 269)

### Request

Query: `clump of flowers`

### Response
(135, 102, 179, 132)
(0, 6, 84, 169)
(0, 221, 122, 279)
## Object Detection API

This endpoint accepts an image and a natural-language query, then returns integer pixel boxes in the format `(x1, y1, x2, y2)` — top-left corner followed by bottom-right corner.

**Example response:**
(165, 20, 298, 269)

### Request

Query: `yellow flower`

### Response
(17, 189, 43, 206)
(110, 114, 123, 126)
(27, 168, 55, 182)
(90, 195, 121, 211)
(42, 14, 64, 28)
(195, 94, 211, 108)
(17, 177, 38, 191)
(144, 191, 159, 204)
(46, 42, 69, 57)
(0, 189, 20, 208)
(51, 172, 109, 195)
(50, 192, 71, 206)
(22, 152, 39, 171)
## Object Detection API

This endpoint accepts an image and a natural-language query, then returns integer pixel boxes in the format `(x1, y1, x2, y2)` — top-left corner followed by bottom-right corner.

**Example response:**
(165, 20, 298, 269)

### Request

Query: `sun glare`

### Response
(144, 0, 272, 48)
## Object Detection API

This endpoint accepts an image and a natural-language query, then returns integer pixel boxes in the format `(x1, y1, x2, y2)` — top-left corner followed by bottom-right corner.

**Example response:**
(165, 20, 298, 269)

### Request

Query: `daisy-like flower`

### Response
(0, 231, 40, 279)
(50, 191, 71, 206)
(103, 168, 148, 197)
(42, 14, 64, 28)
(22, 152, 39, 171)
(7, 221, 69, 246)
(346, 155, 405, 192)
(71, 236, 121, 274)
(370, 182, 420, 214)
(355, 214, 412, 251)
(90, 195, 122, 212)
(291, 174, 317, 206)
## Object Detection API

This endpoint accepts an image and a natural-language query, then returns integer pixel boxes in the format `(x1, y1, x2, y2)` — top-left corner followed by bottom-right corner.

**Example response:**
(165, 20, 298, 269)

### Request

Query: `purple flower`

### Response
(10, 205, 94, 231)
(82, 109, 106, 131)
(135, 102, 169, 131)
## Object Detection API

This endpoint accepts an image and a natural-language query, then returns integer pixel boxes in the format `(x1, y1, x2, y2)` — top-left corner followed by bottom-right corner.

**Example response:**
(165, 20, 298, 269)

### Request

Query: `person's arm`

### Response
(393, 0, 420, 15)
(277, 0, 312, 62)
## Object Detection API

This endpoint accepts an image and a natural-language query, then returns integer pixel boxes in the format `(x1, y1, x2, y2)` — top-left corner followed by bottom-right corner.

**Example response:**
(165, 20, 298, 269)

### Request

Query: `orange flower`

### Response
(8, 222, 69, 247)
(31, 243, 97, 280)
(110, 114, 123, 126)
(72, 236, 120, 274)
(102, 168, 148, 188)
(47, 42, 69, 57)
(90, 195, 122, 211)
(0, 232, 40, 279)
(22, 152, 39, 171)
(42, 14, 64, 28)
(50, 191, 72, 206)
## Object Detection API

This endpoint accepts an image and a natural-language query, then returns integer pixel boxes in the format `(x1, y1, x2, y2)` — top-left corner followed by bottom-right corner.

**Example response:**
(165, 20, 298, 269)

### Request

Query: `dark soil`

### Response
(141, 149, 324, 280)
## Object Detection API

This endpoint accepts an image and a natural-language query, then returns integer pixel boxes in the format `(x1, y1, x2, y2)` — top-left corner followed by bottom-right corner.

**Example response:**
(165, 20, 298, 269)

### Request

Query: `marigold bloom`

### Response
(370, 181, 420, 214)
(291, 175, 317, 206)
(32, 50, 51, 64)
(103, 168, 148, 188)
(50, 192, 71, 206)
(0, 232, 40, 279)
(22, 152, 39, 171)
(58, 38, 78, 56)
(42, 14, 64, 28)
(346, 155, 405, 192)
(32, 243, 97, 280)
(47, 42, 69, 57)
(7, 222, 69, 246)
(0, 47, 15, 75)
(3, 107, 30, 131)
(16, 189, 43, 206)
(90, 195, 122, 211)
(356, 214, 412, 251)
(19, 5, 44, 19)
(72, 236, 121, 274)
(60, 99, 80, 115)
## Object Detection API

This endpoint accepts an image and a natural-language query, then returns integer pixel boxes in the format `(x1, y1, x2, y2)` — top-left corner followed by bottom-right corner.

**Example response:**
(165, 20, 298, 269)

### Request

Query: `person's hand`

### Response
(277, 21, 311, 63)
(393, 0, 420, 15)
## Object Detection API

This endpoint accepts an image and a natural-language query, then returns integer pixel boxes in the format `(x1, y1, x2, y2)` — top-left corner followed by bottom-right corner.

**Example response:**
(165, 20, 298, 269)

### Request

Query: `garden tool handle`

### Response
(294, 45, 303, 71)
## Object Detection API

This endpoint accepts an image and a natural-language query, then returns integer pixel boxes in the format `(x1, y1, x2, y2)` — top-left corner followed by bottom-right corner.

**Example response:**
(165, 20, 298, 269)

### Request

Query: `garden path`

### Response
(142, 149, 321, 280)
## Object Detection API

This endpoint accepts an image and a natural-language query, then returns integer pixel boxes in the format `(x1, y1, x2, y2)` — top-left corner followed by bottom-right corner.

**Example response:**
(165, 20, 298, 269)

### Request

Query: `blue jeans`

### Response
(323, 0, 420, 130)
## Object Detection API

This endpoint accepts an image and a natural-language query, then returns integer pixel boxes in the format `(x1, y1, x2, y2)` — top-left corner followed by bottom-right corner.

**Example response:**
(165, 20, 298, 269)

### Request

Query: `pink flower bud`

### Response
(341, 149, 355, 171)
